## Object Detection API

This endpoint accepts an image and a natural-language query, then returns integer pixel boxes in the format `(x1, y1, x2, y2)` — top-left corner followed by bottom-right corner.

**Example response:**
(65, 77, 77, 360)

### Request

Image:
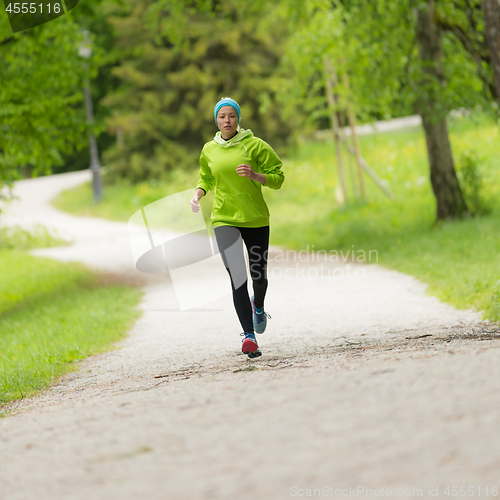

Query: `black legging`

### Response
(213, 225, 269, 333)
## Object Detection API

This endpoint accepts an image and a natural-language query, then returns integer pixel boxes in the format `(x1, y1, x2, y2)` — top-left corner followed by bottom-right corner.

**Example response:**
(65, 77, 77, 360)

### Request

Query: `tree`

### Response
(415, 1, 468, 219)
(318, 0, 495, 220)
(0, 15, 98, 213)
(429, 0, 499, 109)
(54, 0, 123, 174)
(482, 0, 500, 106)
(274, 0, 474, 218)
(276, 0, 417, 131)
(100, 0, 298, 183)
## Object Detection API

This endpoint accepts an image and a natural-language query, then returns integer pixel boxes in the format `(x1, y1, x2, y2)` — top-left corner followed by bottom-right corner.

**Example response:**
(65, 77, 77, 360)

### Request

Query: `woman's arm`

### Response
(235, 165, 266, 185)
(256, 140, 284, 190)
(253, 173, 267, 185)
(191, 149, 212, 212)
(196, 149, 215, 194)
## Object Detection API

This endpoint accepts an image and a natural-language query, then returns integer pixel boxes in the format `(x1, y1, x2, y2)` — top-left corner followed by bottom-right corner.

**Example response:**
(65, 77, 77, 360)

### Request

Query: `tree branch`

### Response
(404, 34, 419, 94)
(435, 14, 498, 99)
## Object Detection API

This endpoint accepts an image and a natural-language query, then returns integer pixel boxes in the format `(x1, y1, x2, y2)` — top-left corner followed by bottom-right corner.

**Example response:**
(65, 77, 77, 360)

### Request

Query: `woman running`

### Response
(190, 97, 285, 358)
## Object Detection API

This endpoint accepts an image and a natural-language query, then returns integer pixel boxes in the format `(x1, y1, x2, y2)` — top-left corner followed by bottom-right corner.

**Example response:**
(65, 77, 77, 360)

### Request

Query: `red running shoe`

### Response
(240, 332, 262, 358)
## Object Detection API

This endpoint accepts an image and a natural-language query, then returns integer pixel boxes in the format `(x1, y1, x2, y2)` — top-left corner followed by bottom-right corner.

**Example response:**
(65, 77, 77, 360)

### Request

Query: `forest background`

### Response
(1, 0, 499, 211)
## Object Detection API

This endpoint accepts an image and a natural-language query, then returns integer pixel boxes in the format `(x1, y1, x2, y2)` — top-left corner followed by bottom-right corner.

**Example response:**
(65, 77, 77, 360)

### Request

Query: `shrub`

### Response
(456, 150, 492, 217)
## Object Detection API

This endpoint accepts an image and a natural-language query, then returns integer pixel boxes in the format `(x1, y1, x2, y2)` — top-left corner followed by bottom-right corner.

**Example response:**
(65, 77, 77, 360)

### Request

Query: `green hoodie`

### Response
(196, 128, 284, 228)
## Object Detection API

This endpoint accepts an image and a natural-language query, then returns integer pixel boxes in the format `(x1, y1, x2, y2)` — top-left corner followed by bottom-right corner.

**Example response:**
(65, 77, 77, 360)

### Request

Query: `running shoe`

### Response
(251, 295, 271, 334)
(240, 331, 262, 358)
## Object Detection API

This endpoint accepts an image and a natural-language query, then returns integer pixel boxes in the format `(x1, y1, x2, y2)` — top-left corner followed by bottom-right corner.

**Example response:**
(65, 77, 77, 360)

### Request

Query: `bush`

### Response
(456, 150, 492, 217)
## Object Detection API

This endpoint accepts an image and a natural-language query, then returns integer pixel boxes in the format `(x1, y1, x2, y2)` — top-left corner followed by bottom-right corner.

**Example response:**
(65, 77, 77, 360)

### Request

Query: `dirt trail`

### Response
(1, 171, 499, 500)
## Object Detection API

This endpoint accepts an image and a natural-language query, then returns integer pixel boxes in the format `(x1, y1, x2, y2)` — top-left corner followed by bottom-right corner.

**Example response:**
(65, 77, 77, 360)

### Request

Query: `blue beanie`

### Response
(214, 98, 241, 125)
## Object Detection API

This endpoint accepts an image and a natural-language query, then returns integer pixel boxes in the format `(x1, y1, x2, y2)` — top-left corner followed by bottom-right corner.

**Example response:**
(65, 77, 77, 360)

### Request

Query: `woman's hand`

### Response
(190, 188, 205, 212)
(236, 164, 267, 185)
(190, 194, 201, 212)
(236, 164, 256, 180)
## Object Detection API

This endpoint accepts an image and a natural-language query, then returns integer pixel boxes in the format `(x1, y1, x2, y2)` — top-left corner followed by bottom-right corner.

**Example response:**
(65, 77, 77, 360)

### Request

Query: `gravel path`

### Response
(1, 171, 499, 500)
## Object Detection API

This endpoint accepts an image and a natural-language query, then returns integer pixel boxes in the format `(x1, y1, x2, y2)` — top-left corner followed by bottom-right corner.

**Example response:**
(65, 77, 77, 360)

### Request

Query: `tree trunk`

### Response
(323, 57, 348, 203)
(482, 0, 500, 107)
(415, 1, 469, 220)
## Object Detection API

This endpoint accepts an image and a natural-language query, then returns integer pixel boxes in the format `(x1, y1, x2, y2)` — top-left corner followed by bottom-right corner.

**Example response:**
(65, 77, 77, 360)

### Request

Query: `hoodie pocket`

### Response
(214, 193, 269, 222)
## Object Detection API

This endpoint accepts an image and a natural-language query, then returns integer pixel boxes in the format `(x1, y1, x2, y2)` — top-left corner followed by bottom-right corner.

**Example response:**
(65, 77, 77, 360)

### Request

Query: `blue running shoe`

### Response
(240, 331, 262, 358)
(251, 295, 271, 334)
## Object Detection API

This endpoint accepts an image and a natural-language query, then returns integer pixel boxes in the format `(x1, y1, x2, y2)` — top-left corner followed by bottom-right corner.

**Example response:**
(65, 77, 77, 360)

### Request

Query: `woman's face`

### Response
(216, 106, 239, 139)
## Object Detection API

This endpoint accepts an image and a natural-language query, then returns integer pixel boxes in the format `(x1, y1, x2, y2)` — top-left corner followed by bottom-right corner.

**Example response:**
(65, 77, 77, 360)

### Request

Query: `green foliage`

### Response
(456, 149, 492, 216)
(273, 0, 498, 152)
(435, 0, 499, 114)
(276, 1, 347, 131)
(53, 0, 123, 174)
(276, 0, 418, 127)
(338, 0, 494, 123)
(0, 15, 100, 205)
(100, 0, 298, 183)
(276, 0, 498, 132)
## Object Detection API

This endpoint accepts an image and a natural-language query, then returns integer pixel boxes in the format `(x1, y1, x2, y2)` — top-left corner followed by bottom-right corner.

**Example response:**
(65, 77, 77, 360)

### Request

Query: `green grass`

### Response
(0, 223, 68, 249)
(0, 228, 142, 406)
(52, 111, 500, 322)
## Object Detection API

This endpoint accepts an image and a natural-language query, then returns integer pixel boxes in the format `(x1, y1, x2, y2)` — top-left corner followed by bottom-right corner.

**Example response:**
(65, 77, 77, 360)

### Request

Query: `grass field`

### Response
(0, 226, 142, 406)
(52, 111, 500, 323)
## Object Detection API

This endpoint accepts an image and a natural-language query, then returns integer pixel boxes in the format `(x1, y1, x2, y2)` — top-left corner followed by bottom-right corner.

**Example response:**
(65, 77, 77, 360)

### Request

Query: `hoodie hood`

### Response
(214, 128, 254, 148)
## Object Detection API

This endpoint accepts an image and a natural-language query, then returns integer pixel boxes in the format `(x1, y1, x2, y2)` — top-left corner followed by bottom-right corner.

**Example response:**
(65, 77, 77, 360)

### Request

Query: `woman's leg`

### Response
(213, 225, 253, 333)
(239, 226, 270, 310)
